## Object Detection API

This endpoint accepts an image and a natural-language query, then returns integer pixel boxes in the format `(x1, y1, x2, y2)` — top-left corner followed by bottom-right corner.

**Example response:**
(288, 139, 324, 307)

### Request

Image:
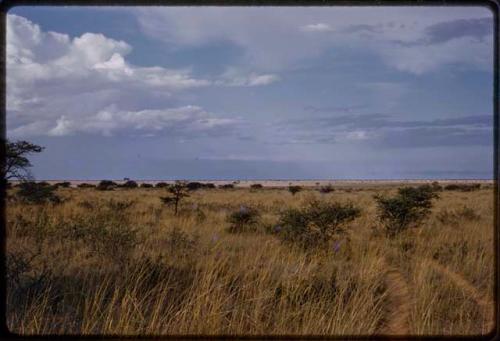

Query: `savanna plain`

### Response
(5, 181, 495, 336)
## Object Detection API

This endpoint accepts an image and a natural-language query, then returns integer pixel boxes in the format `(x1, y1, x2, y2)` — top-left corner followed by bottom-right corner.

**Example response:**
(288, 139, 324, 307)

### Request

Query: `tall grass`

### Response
(5, 185, 494, 335)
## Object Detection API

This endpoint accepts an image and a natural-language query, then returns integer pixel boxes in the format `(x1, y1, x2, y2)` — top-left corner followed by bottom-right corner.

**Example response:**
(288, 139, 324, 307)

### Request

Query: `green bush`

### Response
(431, 181, 442, 192)
(155, 182, 169, 188)
(226, 205, 261, 233)
(140, 183, 153, 188)
(319, 185, 334, 194)
(288, 185, 302, 195)
(219, 184, 234, 189)
(15, 181, 61, 204)
(96, 180, 117, 191)
(121, 180, 138, 188)
(77, 183, 95, 188)
(6, 248, 52, 301)
(54, 181, 71, 188)
(374, 185, 439, 237)
(250, 183, 263, 189)
(164, 227, 200, 260)
(443, 183, 481, 191)
(437, 206, 480, 225)
(107, 199, 136, 211)
(276, 199, 360, 249)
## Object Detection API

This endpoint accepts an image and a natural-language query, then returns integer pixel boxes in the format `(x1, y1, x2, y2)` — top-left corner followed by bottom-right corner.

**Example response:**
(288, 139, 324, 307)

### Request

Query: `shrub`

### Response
(185, 182, 215, 191)
(276, 199, 360, 249)
(431, 181, 442, 192)
(77, 183, 95, 188)
(319, 185, 334, 194)
(219, 184, 234, 189)
(443, 183, 481, 192)
(226, 205, 261, 233)
(54, 181, 71, 188)
(186, 182, 204, 191)
(96, 180, 117, 191)
(164, 227, 200, 259)
(288, 185, 302, 196)
(250, 184, 263, 189)
(437, 206, 480, 225)
(6, 248, 52, 300)
(107, 199, 136, 211)
(60, 206, 138, 263)
(16, 181, 61, 204)
(140, 183, 153, 188)
(121, 180, 138, 188)
(85, 224, 138, 263)
(155, 182, 169, 188)
(374, 185, 439, 237)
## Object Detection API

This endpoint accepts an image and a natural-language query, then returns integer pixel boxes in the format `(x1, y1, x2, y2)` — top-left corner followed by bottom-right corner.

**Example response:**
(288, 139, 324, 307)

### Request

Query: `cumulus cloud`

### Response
(6, 14, 255, 138)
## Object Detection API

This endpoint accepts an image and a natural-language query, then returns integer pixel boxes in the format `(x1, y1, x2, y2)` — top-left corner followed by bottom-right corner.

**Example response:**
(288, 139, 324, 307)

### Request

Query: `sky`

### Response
(6, 6, 495, 180)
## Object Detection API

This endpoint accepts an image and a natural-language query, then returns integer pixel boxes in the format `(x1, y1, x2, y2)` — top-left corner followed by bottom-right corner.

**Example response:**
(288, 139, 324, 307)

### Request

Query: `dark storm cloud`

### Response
(394, 17, 493, 47)
(424, 17, 492, 44)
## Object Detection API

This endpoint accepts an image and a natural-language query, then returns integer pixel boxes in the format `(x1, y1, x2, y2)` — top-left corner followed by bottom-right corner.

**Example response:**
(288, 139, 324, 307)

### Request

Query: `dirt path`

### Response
(377, 262, 412, 335)
(425, 258, 494, 333)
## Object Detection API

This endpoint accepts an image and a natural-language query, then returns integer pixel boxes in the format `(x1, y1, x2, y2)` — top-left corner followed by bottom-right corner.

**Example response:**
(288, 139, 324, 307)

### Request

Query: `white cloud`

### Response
(345, 130, 371, 141)
(300, 23, 333, 32)
(132, 7, 493, 74)
(44, 105, 238, 137)
(215, 67, 280, 86)
(6, 14, 255, 138)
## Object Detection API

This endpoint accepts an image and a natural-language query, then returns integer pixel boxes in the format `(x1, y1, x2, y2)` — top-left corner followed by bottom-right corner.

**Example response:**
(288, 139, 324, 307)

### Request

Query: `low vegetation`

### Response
(5, 182, 494, 336)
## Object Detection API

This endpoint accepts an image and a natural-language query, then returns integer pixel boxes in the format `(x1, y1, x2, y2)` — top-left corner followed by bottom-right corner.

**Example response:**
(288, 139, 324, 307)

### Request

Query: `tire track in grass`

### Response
(377, 260, 411, 335)
(425, 258, 494, 333)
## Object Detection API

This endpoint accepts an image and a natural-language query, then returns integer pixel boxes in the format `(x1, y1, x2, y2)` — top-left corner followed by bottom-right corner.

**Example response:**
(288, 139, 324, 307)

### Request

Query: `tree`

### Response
(160, 181, 190, 215)
(2, 140, 44, 182)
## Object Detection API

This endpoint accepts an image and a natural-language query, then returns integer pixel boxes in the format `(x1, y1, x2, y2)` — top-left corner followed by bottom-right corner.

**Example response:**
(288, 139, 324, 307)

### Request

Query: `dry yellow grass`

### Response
(5, 184, 495, 336)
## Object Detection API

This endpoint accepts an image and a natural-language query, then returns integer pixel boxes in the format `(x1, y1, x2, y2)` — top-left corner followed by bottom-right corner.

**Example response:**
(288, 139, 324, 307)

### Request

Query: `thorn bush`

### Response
(226, 205, 261, 233)
(374, 185, 439, 237)
(276, 199, 360, 249)
(15, 181, 61, 204)
(96, 180, 117, 191)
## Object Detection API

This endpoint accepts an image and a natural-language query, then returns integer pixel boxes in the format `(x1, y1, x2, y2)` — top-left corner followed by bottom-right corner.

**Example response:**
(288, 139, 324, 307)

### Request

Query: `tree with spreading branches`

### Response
(160, 181, 190, 215)
(2, 140, 44, 183)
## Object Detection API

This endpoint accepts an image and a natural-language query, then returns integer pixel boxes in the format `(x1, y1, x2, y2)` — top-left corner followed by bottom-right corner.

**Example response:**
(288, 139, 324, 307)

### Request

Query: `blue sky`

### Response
(6, 6, 495, 180)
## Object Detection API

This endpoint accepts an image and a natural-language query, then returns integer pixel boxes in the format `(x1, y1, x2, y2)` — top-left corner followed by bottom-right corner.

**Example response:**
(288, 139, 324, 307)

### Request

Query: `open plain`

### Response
(6, 181, 495, 335)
